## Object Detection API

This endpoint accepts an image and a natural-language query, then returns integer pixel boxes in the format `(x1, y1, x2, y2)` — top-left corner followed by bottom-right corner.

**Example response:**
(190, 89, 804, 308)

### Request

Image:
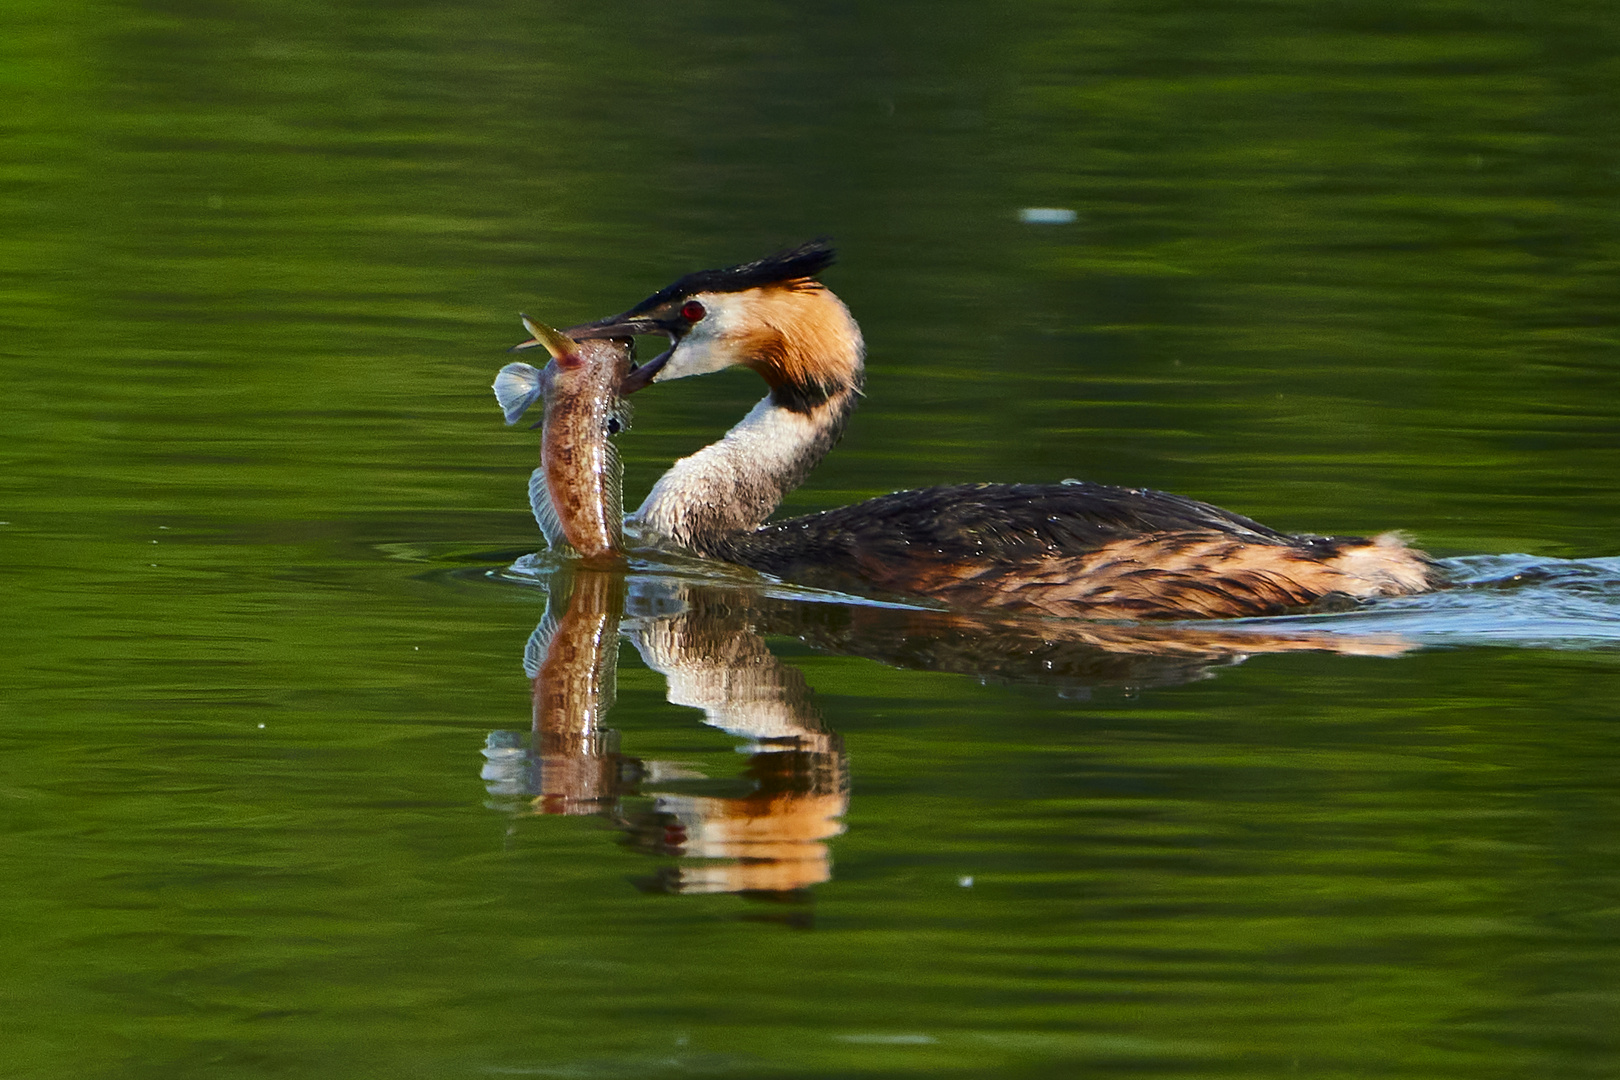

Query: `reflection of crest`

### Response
(484, 565, 1413, 900)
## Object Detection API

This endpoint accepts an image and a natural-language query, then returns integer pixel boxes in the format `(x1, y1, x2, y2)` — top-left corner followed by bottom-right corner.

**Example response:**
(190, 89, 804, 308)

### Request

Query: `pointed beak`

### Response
(619, 347, 674, 394)
(563, 311, 670, 341)
(563, 311, 679, 396)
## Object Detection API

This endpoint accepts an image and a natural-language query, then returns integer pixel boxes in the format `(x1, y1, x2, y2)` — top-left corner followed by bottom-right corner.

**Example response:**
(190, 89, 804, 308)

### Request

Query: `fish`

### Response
(493, 316, 632, 562)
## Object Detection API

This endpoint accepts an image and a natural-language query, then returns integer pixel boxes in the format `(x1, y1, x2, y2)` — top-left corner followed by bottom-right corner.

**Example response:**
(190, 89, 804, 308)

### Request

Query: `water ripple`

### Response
(1233, 555, 1620, 647)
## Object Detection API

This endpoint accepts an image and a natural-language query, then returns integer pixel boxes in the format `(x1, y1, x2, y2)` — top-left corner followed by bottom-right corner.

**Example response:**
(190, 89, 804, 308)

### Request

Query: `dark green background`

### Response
(2, 1, 1618, 1076)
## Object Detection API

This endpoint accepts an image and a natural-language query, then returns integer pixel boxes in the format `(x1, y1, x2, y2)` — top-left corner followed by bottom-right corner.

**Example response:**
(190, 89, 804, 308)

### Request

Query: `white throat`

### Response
(631, 393, 850, 552)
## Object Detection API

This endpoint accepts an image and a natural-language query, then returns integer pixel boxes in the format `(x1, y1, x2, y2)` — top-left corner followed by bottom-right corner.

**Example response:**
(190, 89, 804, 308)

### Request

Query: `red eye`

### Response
(680, 299, 706, 322)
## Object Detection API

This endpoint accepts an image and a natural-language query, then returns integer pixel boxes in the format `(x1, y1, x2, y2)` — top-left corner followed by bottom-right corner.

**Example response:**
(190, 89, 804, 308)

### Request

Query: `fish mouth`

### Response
(563, 313, 678, 396)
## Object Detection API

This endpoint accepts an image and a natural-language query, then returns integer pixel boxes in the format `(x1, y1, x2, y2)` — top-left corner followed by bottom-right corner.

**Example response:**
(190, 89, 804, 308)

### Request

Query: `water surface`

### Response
(3, 1, 1618, 1077)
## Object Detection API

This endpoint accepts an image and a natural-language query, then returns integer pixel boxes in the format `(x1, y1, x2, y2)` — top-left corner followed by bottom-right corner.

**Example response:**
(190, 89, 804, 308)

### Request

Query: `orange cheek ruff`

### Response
(734, 283, 862, 399)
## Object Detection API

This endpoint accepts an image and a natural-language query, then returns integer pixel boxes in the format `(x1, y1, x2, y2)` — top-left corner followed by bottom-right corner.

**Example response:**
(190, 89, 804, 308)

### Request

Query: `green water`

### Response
(4, 1, 1619, 1076)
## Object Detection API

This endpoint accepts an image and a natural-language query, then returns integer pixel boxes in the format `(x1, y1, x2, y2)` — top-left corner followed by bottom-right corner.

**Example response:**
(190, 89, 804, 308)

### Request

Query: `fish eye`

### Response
(680, 299, 706, 322)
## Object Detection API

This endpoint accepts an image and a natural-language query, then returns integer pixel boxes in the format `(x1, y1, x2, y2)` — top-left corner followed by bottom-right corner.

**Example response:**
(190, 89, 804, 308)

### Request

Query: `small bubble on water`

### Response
(1018, 207, 1077, 225)
(958, 875, 974, 887)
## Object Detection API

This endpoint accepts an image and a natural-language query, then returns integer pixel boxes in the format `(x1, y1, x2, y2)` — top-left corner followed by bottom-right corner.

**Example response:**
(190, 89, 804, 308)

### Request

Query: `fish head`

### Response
(497, 316, 592, 425)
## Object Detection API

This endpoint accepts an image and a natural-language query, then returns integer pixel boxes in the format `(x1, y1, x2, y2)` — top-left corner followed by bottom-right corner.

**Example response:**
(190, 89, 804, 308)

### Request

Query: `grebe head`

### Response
(565, 239, 864, 414)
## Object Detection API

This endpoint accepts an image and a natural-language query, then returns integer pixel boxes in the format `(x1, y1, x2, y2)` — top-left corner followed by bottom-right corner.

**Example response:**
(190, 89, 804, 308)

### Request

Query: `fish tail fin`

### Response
(494, 362, 548, 425)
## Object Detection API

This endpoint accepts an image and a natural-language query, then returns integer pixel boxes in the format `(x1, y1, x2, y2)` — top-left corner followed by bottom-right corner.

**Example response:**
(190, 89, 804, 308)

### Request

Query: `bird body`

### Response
(707, 482, 1432, 619)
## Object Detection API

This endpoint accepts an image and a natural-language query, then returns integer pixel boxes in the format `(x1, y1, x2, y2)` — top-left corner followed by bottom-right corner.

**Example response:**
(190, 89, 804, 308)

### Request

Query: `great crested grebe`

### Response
(566, 240, 1439, 620)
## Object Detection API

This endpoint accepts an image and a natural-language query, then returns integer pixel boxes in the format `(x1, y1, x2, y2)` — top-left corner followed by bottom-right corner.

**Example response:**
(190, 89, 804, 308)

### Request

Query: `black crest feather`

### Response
(626, 239, 836, 315)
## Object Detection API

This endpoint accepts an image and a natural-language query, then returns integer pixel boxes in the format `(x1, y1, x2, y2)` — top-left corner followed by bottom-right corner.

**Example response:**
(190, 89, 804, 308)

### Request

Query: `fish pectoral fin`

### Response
(528, 466, 573, 552)
(595, 645, 618, 717)
(602, 439, 624, 550)
(523, 612, 561, 678)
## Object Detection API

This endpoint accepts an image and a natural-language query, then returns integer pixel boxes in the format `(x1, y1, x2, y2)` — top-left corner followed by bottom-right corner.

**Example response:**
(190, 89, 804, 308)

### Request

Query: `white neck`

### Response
(631, 391, 854, 552)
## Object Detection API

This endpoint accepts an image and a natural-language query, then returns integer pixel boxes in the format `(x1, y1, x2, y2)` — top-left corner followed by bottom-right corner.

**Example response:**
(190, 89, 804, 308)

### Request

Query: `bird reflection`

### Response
(483, 564, 1411, 899)
(617, 581, 849, 895)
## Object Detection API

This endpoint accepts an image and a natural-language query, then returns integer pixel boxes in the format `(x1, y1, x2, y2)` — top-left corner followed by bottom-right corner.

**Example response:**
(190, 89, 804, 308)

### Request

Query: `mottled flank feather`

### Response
(707, 482, 1440, 620)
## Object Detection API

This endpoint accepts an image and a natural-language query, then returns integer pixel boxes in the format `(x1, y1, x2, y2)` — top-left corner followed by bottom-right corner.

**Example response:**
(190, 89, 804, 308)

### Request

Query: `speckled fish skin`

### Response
(538, 336, 631, 561)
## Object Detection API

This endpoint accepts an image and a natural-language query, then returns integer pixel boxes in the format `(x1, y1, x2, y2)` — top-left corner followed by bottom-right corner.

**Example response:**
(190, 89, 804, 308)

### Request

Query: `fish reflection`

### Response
(483, 566, 847, 895)
(484, 565, 1413, 898)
